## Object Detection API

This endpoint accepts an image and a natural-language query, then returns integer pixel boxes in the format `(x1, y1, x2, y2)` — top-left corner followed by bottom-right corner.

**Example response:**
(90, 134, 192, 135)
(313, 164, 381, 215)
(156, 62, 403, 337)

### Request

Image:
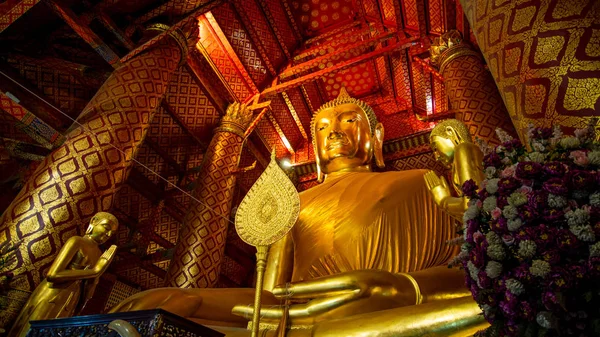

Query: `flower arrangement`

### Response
(456, 120, 600, 336)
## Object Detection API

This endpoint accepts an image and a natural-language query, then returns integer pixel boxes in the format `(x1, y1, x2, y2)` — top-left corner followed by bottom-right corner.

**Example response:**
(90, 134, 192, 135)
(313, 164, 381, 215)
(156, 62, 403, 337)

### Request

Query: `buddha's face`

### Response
(314, 103, 372, 173)
(85, 213, 117, 244)
(430, 135, 455, 168)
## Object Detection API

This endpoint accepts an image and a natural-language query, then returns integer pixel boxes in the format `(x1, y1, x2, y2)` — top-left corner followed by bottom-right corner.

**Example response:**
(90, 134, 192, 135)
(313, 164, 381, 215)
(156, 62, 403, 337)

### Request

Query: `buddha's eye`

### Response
(317, 124, 328, 131)
(345, 118, 357, 123)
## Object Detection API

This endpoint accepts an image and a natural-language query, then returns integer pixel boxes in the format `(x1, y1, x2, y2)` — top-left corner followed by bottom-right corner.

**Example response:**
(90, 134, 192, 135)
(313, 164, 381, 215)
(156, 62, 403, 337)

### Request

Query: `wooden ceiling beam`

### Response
(0, 63, 73, 132)
(112, 207, 175, 249)
(280, 31, 397, 80)
(0, 0, 42, 34)
(126, 167, 186, 223)
(46, 0, 122, 68)
(262, 37, 419, 97)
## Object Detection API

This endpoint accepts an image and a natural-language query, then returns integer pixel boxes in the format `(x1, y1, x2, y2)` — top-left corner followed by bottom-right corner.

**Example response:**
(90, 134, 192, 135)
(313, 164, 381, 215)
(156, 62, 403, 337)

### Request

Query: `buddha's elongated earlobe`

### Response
(374, 123, 385, 168)
(316, 155, 325, 182)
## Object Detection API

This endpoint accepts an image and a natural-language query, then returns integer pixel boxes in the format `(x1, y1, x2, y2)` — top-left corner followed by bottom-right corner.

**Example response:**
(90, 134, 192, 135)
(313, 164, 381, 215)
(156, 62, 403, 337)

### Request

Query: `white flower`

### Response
(496, 145, 505, 154)
(531, 141, 546, 153)
(467, 261, 479, 280)
(507, 218, 523, 232)
(508, 192, 527, 207)
(589, 242, 600, 258)
(547, 194, 567, 208)
(590, 192, 600, 207)
(559, 136, 581, 149)
(518, 240, 537, 259)
(463, 203, 480, 222)
(483, 196, 497, 212)
(484, 167, 497, 179)
(565, 208, 590, 226)
(506, 278, 525, 295)
(485, 261, 502, 279)
(502, 205, 519, 220)
(495, 128, 514, 143)
(487, 244, 506, 261)
(485, 178, 499, 194)
(570, 224, 596, 242)
(482, 304, 493, 317)
(530, 259, 551, 278)
(550, 125, 563, 145)
(588, 151, 600, 166)
(527, 151, 546, 163)
(486, 231, 502, 245)
(461, 243, 470, 253)
(536, 311, 555, 329)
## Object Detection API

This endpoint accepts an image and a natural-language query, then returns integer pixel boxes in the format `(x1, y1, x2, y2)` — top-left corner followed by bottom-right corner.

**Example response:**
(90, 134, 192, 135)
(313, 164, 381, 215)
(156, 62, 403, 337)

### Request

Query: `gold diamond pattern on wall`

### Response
(459, 0, 600, 137)
(0, 35, 185, 327)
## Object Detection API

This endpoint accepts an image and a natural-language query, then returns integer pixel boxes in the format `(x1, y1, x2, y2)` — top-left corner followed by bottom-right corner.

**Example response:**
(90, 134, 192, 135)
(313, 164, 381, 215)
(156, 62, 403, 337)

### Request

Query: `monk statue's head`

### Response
(429, 119, 472, 168)
(312, 88, 384, 182)
(85, 212, 119, 244)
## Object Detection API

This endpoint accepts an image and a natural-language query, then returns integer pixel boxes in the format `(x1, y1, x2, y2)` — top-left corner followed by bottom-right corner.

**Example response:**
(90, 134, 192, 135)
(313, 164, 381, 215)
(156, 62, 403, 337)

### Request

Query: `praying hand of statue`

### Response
(8, 212, 119, 337)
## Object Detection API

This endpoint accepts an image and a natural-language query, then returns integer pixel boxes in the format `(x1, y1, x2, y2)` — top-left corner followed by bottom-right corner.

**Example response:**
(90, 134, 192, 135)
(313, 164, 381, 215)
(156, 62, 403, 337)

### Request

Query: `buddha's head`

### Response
(312, 88, 384, 182)
(85, 212, 119, 244)
(429, 119, 472, 168)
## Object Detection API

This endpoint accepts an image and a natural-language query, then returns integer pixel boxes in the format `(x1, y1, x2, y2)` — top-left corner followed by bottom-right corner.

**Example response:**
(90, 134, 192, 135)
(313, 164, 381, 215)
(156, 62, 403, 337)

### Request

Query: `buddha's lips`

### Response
(325, 140, 349, 150)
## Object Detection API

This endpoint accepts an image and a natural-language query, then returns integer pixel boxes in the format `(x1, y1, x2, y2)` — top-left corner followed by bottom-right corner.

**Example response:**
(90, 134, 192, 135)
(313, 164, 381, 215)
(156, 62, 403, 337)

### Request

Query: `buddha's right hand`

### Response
(231, 270, 417, 325)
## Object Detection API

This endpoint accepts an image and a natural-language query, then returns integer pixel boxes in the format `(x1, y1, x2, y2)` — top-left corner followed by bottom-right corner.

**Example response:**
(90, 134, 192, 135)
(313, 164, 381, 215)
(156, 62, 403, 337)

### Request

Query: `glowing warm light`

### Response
(280, 158, 292, 168)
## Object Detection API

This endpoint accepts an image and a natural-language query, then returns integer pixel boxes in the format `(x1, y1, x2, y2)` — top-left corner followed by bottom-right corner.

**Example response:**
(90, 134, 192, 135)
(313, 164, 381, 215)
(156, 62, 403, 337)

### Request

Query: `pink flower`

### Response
(476, 200, 483, 209)
(501, 165, 516, 178)
(574, 128, 589, 140)
(517, 186, 532, 195)
(569, 150, 589, 166)
(491, 207, 503, 220)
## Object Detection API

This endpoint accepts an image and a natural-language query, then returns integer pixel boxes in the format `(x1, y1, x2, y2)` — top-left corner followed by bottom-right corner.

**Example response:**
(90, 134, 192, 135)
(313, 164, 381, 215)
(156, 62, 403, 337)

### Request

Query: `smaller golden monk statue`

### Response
(8, 212, 119, 337)
(425, 119, 485, 220)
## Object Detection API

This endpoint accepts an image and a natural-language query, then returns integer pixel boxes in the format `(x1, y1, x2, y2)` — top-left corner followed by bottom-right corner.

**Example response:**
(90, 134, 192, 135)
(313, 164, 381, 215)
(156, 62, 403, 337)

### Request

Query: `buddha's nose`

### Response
(328, 130, 344, 139)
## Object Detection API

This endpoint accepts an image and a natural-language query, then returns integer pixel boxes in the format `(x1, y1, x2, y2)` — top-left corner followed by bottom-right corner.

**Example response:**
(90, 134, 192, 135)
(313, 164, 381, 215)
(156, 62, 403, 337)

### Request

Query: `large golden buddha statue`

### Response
(111, 90, 486, 336)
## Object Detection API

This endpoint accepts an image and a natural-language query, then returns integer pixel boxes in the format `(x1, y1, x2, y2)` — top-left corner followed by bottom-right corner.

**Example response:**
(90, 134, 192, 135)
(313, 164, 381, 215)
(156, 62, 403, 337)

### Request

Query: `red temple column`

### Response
(458, 0, 599, 138)
(0, 25, 195, 328)
(165, 103, 253, 288)
(430, 30, 519, 144)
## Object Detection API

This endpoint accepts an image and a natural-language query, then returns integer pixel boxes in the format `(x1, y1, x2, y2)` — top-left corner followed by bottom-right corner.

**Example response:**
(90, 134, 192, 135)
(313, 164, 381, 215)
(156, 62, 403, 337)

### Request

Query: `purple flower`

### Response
(568, 265, 586, 280)
(519, 205, 538, 222)
(516, 161, 543, 179)
(530, 127, 553, 140)
(470, 247, 486, 269)
(503, 139, 522, 152)
(541, 250, 561, 264)
(543, 207, 565, 223)
(478, 271, 492, 288)
(521, 301, 535, 321)
(543, 161, 567, 177)
(568, 169, 596, 191)
(497, 195, 509, 209)
(484, 152, 502, 168)
(491, 217, 508, 232)
(542, 291, 560, 311)
(555, 229, 580, 251)
(462, 179, 478, 198)
(549, 268, 571, 290)
(543, 178, 569, 196)
(528, 190, 548, 211)
(498, 177, 521, 194)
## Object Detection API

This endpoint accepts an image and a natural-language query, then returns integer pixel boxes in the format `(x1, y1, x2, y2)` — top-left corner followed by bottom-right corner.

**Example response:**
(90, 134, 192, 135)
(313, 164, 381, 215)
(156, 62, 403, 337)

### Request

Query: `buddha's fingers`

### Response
(424, 170, 441, 189)
(231, 291, 360, 320)
(272, 275, 361, 299)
